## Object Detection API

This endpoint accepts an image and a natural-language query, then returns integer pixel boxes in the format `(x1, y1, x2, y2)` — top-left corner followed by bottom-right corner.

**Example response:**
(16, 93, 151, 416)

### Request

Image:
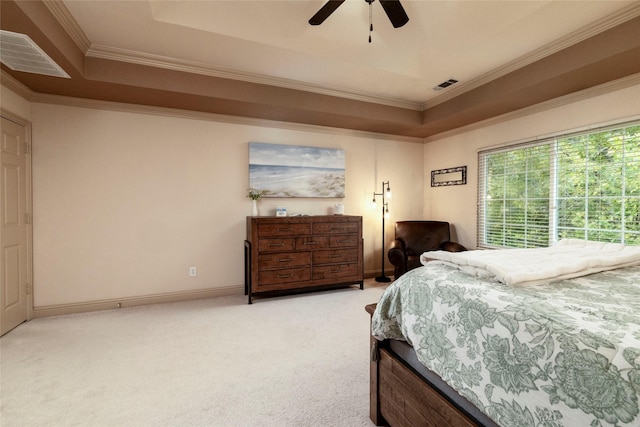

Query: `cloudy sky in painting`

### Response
(249, 142, 345, 169)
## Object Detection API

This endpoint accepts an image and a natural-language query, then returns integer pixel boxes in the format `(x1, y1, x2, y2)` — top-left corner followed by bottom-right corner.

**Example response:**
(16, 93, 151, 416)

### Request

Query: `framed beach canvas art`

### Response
(249, 142, 345, 198)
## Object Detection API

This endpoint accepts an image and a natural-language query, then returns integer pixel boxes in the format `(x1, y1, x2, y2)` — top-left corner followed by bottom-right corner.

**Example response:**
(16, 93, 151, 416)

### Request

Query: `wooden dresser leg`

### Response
(244, 240, 253, 304)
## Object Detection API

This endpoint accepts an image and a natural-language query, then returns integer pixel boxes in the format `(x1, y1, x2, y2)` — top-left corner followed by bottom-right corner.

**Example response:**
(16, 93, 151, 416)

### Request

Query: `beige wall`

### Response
(19, 99, 423, 307)
(3, 80, 639, 310)
(1, 86, 31, 120)
(424, 81, 640, 250)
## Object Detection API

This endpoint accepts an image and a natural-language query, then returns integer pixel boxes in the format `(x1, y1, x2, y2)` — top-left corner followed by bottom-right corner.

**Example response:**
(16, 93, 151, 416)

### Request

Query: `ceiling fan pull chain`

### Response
(369, 0, 373, 43)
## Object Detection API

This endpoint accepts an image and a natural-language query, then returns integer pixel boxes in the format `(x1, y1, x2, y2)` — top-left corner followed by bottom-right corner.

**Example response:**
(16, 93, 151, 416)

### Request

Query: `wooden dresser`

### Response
(245, 215, 363, 304)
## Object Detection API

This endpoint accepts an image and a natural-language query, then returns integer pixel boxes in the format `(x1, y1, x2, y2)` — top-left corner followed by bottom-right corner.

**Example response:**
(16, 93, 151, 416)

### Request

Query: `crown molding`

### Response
(1, 70, 34, 100)
(424, 2, 640, 110)
(44, 0, 420, 110)
(46, 0, 640, 113)
(424, 73, 640, 143)
(27, 90, 424, 144)
(42, 0, 91, 53)
(4, 71, 637, 144)
(85, 44, 423, 111)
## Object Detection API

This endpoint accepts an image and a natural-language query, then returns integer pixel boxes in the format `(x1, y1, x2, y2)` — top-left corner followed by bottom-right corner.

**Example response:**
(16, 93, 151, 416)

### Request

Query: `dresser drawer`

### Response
(258, 238, 294, 252)
(258, 223, 310, 237)
(295, 236, 330, 250)
(330, 235, 358, 248)
(313, 263, 358, 280)
(258, 267, 311, 286)
(313, 222, 359, 234)
(258, 252, 310, 269)
(313, 249, 359, 265)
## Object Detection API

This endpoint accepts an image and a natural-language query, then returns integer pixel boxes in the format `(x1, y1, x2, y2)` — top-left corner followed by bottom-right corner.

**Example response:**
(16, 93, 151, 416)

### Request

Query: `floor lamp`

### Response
(372, 181, 391, 282)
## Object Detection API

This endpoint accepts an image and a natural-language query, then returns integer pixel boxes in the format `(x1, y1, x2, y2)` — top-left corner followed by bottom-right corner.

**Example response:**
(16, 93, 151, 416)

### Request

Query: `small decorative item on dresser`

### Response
(276, 206, 287, 217)
(247, 188, 264, 216)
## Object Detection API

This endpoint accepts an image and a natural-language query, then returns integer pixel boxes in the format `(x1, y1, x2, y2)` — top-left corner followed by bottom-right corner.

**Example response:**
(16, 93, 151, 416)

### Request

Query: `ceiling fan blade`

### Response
(309, 1, 346, 25)
(379, 0, 409, 28)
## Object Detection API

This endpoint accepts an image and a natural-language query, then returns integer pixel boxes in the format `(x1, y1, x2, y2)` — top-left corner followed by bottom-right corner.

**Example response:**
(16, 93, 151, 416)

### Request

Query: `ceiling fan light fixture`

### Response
(309, 0, 409, 38)
(368, 0, 374, 43)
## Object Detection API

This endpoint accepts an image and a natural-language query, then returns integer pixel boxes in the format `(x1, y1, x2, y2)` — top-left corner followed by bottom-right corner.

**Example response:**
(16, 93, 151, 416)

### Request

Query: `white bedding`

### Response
(420, 239, 640, 286)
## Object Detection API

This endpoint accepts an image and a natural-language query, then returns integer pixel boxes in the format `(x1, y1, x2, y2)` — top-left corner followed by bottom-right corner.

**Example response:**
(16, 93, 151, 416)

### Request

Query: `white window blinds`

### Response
(478, 121, 640, 249)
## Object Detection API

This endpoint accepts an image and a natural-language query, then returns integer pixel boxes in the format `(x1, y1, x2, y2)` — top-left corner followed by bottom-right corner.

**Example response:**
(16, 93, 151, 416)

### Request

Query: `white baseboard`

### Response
(33, 285, 244, 318)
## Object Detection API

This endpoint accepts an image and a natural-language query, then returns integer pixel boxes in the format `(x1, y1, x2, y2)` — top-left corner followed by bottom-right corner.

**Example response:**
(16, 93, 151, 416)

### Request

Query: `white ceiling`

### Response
(60, 0, 638, 109)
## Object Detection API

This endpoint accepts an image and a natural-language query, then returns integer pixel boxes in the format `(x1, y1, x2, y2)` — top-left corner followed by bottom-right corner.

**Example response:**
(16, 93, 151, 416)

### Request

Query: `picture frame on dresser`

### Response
(244, 215, 364, 304)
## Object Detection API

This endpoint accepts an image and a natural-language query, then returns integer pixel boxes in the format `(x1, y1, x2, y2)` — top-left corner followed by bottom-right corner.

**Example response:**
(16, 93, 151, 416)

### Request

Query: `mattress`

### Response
(372, 262, 640, 427)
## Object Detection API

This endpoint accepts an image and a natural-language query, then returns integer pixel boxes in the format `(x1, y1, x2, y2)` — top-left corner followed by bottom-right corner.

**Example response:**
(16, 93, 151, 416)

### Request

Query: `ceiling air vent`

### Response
(0, 30, 70, 78)
(433, 78, 458, 91)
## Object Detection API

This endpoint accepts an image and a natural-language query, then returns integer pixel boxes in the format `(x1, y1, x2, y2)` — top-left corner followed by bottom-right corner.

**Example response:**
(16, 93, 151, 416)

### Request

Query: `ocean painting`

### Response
(249, 142, 345, 198)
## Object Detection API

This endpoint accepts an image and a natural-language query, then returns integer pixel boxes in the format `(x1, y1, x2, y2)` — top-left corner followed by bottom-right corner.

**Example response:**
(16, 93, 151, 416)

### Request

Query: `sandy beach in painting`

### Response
(249, 143, 345, 198)
(249, 164, 345, 198)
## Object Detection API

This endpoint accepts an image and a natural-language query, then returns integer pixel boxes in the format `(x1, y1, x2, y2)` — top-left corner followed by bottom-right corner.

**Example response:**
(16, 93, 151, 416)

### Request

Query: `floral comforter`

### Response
(371, 263, 640, 427)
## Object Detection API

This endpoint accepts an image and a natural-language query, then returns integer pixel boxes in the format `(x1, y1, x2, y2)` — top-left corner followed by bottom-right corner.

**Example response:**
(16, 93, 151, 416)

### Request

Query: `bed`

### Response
(367, 239, 640, 427)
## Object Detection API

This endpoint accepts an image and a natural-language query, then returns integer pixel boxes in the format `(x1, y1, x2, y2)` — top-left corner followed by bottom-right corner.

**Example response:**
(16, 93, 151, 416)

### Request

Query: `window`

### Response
(478, 121, 640, 248)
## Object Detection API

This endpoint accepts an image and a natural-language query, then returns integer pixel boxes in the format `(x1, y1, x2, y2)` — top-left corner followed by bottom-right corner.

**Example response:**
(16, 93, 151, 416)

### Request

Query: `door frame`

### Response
(1, 109, 34, 325)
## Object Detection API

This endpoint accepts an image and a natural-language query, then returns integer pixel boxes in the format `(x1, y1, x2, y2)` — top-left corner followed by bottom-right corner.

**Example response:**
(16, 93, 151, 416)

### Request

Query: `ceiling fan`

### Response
(309, 0, 409, 29)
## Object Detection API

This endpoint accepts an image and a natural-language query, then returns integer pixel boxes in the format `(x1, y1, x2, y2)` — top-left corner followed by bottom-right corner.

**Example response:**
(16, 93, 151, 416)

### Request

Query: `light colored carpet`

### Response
(1, 281, 388, 426)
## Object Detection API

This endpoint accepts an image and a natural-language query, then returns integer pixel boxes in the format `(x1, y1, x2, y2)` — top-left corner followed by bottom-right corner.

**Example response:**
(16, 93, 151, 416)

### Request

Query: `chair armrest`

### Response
(387, 239, 406, 265)
(440, 241, 467, 252)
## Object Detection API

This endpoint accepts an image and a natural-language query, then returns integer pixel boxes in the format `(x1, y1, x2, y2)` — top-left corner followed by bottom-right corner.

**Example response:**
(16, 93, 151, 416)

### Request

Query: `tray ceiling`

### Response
(2, 1, 640, 138)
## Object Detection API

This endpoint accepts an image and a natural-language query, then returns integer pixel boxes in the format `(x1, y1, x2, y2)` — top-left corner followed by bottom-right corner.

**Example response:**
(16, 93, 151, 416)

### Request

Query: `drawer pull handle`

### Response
(330, 269, 341, 273)
(338, 240, 351, 244)
(305, 241, 320, 245)
(268, 243, 285, 247)
(277, 274, 293, 278)
(278, 227, 293, 232)
(330, 254, 342, 258)
(279, 258, 292, 263)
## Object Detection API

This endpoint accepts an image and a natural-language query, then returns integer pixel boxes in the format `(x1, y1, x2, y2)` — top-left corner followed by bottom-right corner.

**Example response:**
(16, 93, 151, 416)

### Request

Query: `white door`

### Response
(1, 116, 31, 336)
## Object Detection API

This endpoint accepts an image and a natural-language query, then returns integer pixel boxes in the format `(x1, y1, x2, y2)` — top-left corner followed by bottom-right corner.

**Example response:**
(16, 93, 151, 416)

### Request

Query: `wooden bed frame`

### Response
(366, 304, 498, 427)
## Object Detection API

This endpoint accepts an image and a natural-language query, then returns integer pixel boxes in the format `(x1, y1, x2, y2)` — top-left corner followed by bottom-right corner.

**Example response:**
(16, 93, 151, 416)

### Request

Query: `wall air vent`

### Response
(433, 78, 458, 91)
(0, 30, 70, 78)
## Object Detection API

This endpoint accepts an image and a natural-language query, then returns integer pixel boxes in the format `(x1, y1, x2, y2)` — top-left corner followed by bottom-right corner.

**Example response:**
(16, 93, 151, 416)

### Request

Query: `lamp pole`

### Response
(373, 181, 391, 283)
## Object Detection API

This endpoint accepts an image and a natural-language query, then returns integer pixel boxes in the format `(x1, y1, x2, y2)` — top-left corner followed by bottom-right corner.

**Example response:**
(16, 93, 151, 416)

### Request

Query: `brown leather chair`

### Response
(388, 221, 467, 279)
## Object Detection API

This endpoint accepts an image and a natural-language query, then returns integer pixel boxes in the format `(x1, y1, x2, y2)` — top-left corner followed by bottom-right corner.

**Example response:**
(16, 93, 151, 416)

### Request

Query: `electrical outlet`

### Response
(189, 266, 197, 277)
